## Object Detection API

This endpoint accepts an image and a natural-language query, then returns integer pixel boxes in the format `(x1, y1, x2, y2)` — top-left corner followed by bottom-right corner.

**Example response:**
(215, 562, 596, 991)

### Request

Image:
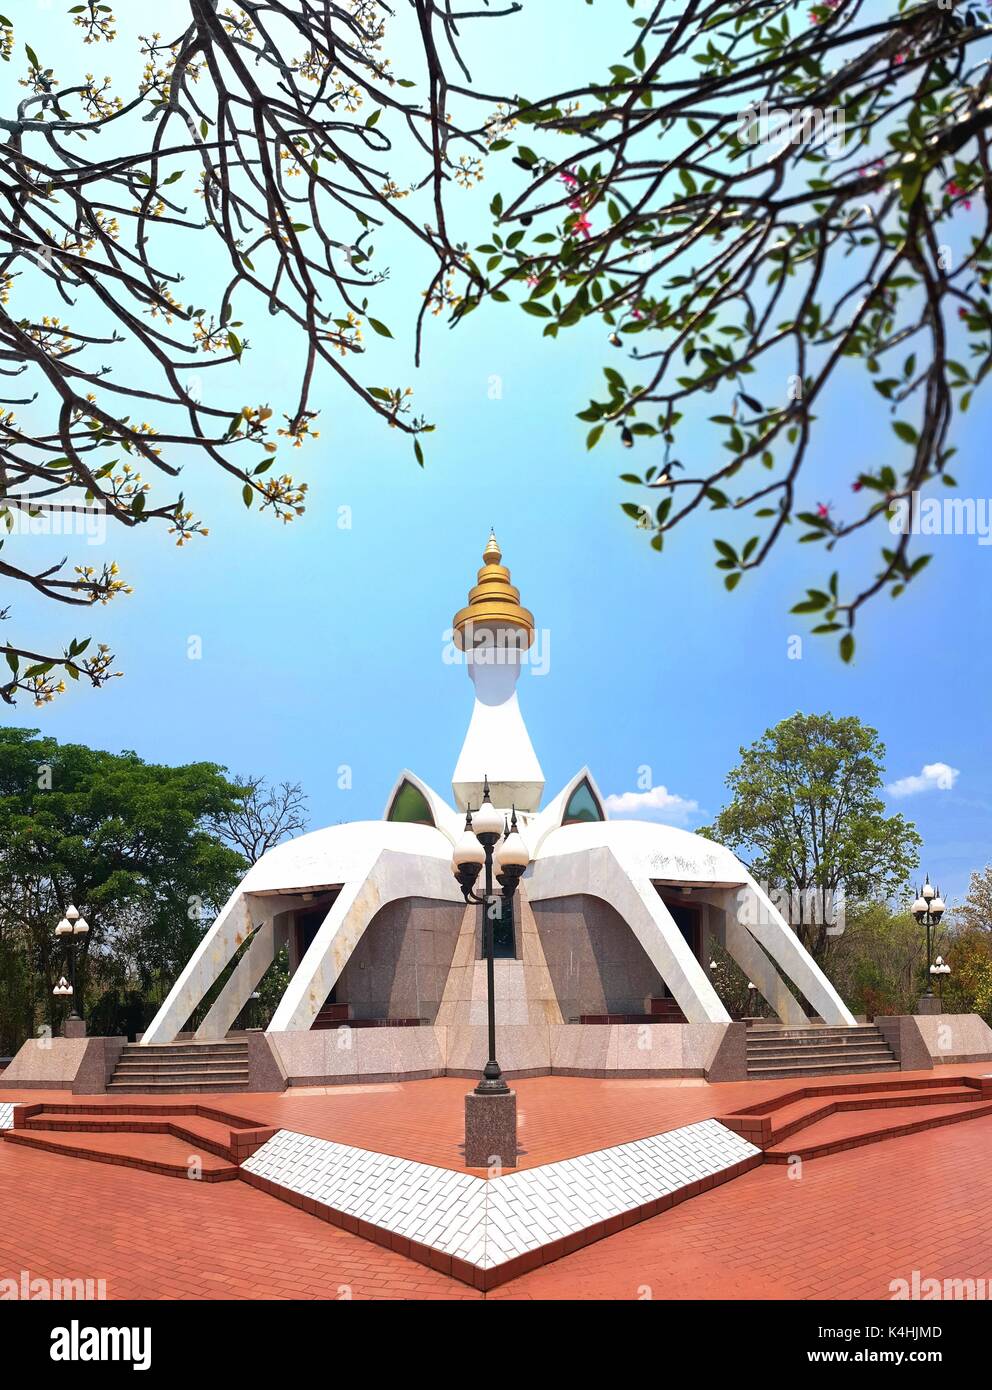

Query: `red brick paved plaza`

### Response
(3, 1072, 991, 1300)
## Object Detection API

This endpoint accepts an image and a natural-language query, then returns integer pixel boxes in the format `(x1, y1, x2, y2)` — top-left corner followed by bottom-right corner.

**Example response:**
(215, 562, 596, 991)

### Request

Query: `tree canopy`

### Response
(0, 725, 246, 1050)
(957, 863, 992, 932)
(455, 0, 992, 661)
(703, 710, 921, 958)
(4, 1, 991, 704)
(0, 0, 507, 702)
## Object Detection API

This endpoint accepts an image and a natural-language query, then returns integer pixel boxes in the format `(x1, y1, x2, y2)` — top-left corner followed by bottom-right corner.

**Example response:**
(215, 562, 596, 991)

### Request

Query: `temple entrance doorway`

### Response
(658, 898, 701, 1003)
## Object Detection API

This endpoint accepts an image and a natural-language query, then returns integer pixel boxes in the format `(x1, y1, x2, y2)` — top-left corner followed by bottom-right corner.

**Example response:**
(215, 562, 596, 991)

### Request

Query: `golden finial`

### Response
(453, 532, 534, 650)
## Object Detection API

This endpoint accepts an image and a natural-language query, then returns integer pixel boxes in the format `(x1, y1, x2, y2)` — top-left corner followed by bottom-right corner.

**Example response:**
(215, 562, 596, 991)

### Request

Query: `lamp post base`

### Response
(465, 1088, 517, 1170)
(62, 1017, 87, 1039)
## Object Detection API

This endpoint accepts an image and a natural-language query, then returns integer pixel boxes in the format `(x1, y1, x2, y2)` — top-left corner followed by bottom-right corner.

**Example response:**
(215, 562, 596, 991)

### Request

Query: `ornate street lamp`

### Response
(451, 776, 529, 1095)
(52, 903, 89, 1027)
(930, 955, 951, 1007)
(911, 876, 945, 1002)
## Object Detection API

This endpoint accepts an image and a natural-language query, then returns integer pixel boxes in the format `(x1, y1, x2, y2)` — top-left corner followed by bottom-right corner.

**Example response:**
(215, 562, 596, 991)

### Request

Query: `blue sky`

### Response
(4, 2, 990, 905)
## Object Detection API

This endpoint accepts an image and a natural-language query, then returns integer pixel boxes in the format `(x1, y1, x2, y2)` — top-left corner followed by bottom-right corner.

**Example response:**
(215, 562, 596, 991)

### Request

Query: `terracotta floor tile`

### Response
(0, 1140, 475, 1301)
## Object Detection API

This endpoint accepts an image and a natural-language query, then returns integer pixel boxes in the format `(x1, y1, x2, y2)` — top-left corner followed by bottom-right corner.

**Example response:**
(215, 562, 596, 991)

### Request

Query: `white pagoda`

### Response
(141, 534, 855, 1082)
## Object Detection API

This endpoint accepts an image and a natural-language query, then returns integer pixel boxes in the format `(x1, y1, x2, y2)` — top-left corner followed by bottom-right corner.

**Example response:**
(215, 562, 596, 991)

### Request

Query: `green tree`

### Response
(457, 0, 992, 658)
(0, 726, 246, 1051)
(944, 924, 992, 1020)
(826, 900, 931, 1018)
(956, 864, 992, 932)
(704, 712, 921, 959)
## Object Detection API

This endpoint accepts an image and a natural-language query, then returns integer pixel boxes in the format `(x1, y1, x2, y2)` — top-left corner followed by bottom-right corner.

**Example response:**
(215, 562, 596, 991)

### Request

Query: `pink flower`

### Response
(631, 309, 643, 320)
(573, 214, 593, 239)
(894, 52, 907, 65)
(851, 480, 863, 493)
(817, 503, 830, 519)
(526, 274, 540, 287)
(958, 307, 969, 320)
(947, 180, 972, 211)
(560, 170, 578, 188)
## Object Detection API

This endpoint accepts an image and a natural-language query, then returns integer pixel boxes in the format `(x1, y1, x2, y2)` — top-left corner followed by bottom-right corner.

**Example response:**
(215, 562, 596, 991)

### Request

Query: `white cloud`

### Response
(604, 785, 700, 826)
(887, 762, 960, 798)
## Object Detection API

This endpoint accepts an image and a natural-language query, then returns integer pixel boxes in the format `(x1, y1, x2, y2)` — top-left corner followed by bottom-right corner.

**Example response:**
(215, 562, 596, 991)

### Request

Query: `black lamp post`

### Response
(911, 876, 945, 999)
(451, 776, 529, 1095)
(52, 904, 89, 1028)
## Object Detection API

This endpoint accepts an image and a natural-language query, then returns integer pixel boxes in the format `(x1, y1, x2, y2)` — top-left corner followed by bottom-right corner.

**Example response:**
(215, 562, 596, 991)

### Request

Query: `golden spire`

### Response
(453, 531, 534, 650)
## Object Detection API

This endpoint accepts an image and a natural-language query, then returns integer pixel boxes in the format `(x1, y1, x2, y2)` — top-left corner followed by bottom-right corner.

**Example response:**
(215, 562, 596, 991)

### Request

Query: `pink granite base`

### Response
(464, 1088, 517, 1169)
(262, 1022, 741, 1085)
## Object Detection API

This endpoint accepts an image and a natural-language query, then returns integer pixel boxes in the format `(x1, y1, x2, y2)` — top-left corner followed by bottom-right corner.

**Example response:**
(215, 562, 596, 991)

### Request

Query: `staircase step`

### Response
(744, 1045, 883, 1050)
(110, 1079, 250, 1089)
(748, 1059, 901, 1080)
(107, 1080, 250, 1093)
(763, 1098, 992, 1162)
(759, 1087, 985, 1148)
(747, 1030, 882, 1043)
(111, 1076, 249, 1088)
(2, 1128, 239, 1179)
(121, 1047, 247, 1059)
(748, 1042, 891, 1055)
(20, 1113, 240, 1162)
(747, 1029, 884, 1042)
(744, 1045, 894, 1056)
(114, 1060, 249, 1073)
(744, 1045, 889, 1050)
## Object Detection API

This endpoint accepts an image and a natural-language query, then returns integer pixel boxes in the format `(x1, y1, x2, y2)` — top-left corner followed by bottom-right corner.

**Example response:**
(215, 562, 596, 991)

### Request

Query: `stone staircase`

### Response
(2, 1100, 273, 1179)
(721, 1073, 992, 1162)
(745, 1024, 899, 1080)
(108, 1040, 250, 1093)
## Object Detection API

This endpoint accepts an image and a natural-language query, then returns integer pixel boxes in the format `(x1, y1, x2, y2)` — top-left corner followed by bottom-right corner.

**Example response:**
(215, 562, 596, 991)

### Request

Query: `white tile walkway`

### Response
(241, 1116, 759, 1276)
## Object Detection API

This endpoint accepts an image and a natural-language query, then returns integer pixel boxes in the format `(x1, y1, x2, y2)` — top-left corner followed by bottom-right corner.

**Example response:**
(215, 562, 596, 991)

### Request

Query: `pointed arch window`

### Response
(386, 780, 436, 827)
(562, 778, 604, 825)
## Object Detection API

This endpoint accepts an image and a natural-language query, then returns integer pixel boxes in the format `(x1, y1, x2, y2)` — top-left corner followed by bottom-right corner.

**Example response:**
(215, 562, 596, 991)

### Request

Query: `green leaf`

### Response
(839, 633, 855, 664)
(368, 318, 393, 338)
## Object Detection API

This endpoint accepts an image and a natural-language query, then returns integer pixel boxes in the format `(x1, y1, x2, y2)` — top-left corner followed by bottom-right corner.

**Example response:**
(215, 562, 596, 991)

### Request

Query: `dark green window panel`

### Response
(563, 778, 604, 825)
(387, 780, 435, 826)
